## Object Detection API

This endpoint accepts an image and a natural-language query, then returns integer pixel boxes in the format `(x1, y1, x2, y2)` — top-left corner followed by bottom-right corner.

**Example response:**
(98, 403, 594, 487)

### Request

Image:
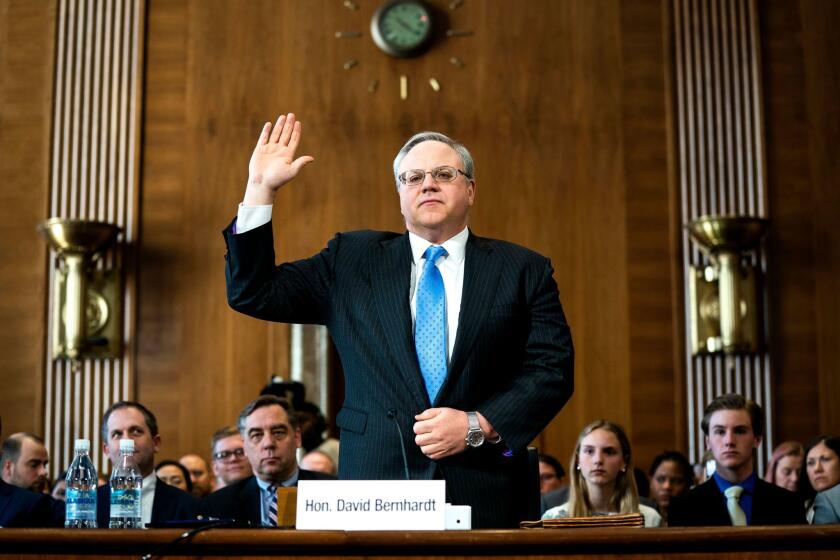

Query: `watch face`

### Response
(466, 430, 485, 448)
(371, 0, 433, 57)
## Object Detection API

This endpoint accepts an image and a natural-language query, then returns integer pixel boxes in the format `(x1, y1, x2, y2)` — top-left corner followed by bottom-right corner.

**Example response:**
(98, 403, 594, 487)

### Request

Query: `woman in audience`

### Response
(648, 451, 693, 526)
(542, 420, 661, 527)
(802, 436, 840, 523)
(765, 441, 804, 493)
(155, 460, 193, 494)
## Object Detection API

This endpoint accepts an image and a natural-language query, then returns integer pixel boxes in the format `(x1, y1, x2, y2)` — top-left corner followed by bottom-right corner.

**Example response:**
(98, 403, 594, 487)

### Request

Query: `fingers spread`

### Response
(255, 122, 272, 149)
(269, 115, 286, 143)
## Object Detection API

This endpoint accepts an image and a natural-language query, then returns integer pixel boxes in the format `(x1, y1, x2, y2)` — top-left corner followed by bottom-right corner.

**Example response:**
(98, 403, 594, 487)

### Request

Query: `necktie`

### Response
(267, 484, 278, 527)
(415, 246, 448, 403)
(724, 485, 747, 526)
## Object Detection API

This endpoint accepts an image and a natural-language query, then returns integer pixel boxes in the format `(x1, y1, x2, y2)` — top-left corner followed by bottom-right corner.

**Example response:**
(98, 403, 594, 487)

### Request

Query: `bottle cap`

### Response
(119, 439, 135, 452)
(74, 439, 90, 452)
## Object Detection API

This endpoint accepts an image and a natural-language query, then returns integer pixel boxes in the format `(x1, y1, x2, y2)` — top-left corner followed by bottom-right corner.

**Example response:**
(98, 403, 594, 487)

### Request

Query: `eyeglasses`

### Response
(212, 448, 245, 461)
(398, 166, 469, 187)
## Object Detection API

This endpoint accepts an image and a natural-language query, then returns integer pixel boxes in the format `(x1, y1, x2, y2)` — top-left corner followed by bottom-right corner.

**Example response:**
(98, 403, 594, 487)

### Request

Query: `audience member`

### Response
(0, 418, 63, 527)
(179, 453, 213, 497)
(299, 450, 336, 476)
(669, 394, 805, 526)
(200, 396, 334, 526)
(648, 450, 693, 526)
(51, 471, 67, 502)
(801, 435, 840, 523)
(96, 401, 198, 527)
(813, 483, 840, 524)
(155, 460, 193, 494)
(538, 453, 566, 495)
(1, 433, 50, 493)
(210, 425, 251, 489)
(764, 441, 803, 493)
(542, 420, 661, 527)
(260, 379, 340, 469)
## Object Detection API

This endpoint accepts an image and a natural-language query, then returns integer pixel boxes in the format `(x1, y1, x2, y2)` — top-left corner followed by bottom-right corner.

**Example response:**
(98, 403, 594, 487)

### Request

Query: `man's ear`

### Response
(294, 428, 302, 449)
(704, 434, 710, 450)
(1, 459, 12, 479)
(753, 435, 763, 449)
(153, 434, 162, 454)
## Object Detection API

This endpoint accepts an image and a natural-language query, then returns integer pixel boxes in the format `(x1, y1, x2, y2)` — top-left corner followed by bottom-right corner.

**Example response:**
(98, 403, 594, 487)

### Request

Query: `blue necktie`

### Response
(415, 246, 448, 403)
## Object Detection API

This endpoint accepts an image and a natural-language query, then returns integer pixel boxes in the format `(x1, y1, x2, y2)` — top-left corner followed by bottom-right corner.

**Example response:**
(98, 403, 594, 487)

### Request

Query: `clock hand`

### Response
(395, 17, 415, 33)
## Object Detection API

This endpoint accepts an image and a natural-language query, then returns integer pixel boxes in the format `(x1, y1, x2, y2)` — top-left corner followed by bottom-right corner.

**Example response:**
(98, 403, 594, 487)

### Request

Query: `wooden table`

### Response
(1, 526, 839, 559)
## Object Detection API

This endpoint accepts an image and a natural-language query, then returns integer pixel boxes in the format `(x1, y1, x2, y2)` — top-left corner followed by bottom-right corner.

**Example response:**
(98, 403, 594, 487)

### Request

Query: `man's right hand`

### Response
(243, 113, 314, 206)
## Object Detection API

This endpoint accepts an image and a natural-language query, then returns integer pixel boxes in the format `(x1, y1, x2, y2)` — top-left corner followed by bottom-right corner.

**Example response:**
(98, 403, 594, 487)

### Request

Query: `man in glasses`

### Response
(210, 426, 251, 490)
(223, 115, 574, 528)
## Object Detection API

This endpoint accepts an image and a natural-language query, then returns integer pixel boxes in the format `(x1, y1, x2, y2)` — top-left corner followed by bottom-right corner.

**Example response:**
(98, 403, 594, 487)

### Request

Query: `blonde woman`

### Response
(542, 420, 661, 527)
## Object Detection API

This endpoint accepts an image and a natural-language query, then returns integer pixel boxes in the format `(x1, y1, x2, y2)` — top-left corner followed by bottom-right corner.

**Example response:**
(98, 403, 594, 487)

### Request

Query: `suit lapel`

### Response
(241, 477, 262, 526)
(437, 233, 501, 405)
(371, 235, 430, 410)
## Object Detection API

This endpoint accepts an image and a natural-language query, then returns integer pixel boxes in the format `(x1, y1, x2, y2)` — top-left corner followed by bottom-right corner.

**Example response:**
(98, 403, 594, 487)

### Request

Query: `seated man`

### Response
(1, 433, 50, 493)
(200, 396, 335, 527)
(179, 453, 214, 497)
(0, 419, 63, 528)
(210, 425, 251, 490)
(669, 394, 805, 526)
(97, 401, 199, 527)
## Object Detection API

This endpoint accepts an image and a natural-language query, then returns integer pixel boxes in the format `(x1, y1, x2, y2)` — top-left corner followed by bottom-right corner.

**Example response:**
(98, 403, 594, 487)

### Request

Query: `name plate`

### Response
(296, 480, 446, 530)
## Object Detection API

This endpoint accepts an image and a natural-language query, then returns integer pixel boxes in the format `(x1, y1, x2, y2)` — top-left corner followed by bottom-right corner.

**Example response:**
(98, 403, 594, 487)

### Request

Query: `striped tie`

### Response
(267, 484, 278, 527)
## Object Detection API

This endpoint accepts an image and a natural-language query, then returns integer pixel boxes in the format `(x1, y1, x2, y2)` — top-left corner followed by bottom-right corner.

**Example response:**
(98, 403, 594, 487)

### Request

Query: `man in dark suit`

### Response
(200, 396, 335, 526)
(223, 114, 574, 528)
(0, 418, 64, 528)
(96, 401, 198, 527)
(669, 394, 805, 526)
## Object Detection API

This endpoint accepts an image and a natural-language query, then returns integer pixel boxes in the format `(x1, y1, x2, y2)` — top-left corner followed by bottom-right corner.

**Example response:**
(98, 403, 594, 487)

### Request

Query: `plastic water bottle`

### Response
(65, 439, 98, 528)
(109, 439, 143, 528)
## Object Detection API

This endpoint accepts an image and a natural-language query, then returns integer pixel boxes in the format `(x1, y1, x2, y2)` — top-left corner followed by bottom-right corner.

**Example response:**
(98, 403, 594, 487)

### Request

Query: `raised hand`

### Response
(243, 113, 314, 205)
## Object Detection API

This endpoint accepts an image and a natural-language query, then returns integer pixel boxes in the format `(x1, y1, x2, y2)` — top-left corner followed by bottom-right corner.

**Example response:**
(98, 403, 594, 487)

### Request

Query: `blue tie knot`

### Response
(423, 245, 447, 266)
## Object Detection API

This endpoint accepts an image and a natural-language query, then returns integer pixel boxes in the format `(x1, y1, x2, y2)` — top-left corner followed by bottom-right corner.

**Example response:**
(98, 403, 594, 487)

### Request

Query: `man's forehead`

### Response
(216, 434, 243, 451)
(108, 407, 148, 430)
(709, 408, 752, 428)
(246, 405, 291, 428)
(399, 141, 460, 170)
(21, 438, 48, 458)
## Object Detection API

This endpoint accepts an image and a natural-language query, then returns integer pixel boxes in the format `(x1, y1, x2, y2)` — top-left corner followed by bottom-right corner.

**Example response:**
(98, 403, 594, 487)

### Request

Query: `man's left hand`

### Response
(413, 408, 469, 460)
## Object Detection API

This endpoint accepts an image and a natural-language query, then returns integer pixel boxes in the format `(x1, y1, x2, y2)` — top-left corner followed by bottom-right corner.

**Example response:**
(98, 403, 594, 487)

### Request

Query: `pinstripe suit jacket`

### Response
(223, 221, 574, 528)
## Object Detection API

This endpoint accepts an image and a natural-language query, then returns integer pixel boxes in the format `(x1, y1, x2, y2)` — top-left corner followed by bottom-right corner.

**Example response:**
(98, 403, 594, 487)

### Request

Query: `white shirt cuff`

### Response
(236, 203, 272, 234)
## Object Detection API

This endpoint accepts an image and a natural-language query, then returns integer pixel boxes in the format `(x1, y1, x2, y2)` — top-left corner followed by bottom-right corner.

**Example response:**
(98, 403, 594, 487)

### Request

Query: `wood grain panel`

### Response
(0, 0, 55, 437)
(760, 0, 840, 440)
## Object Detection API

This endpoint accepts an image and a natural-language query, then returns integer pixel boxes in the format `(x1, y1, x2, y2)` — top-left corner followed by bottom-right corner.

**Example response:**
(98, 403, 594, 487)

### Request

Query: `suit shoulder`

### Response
(471, 235, 551, 266)
(298, 469, 337, 481)
(157, 478, 199, 504)
(202, 476, 253, 504)
(333, 230, 402, 245)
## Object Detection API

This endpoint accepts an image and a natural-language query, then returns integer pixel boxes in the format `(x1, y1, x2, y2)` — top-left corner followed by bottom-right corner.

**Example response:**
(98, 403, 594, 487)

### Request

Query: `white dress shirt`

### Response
(141, 472, 156, 527)
(235, 204, 468, 361)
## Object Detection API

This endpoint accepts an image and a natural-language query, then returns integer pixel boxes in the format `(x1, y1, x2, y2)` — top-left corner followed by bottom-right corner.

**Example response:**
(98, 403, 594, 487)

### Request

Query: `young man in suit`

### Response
(199, 396, 334, 526)
(669, 394, 805, 526)
(223, 114, 574, 528)
(97, 401, 198, 527)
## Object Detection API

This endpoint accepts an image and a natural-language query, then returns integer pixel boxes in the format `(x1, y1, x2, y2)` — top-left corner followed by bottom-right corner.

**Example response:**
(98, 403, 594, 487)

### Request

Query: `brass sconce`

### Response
(38, 218, 122, 360)
(687, 215, 769, 355)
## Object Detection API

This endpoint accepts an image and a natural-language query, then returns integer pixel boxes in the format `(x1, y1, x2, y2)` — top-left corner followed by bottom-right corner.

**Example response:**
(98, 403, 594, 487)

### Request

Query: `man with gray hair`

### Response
(223, 114, 574, 528)
(199, 396, 334, 526)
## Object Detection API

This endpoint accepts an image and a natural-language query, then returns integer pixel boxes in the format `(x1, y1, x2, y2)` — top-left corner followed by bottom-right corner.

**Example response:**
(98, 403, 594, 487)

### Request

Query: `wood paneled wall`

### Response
(760, 0, 840, 440)
(2, 0, 837, 480)
(0, 0, 55, 437)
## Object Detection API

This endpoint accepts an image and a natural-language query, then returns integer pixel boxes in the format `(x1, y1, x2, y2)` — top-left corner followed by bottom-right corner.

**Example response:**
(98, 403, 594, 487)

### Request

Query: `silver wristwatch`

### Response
(465, 411, 485, 448)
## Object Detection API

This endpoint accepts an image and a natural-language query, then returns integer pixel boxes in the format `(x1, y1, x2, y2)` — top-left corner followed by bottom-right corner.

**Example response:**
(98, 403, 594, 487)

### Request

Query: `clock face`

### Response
(371, 0, 434, 57)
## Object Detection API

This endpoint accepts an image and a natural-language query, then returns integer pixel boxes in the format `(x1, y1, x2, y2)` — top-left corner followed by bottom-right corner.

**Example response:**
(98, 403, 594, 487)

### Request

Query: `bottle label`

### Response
(110, 488, 141, 518)
(66, 488, 97, 521)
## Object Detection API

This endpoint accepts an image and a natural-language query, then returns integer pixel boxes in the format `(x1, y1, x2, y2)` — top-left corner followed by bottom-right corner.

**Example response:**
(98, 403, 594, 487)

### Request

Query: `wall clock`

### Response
(336, 0, 473, 100)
